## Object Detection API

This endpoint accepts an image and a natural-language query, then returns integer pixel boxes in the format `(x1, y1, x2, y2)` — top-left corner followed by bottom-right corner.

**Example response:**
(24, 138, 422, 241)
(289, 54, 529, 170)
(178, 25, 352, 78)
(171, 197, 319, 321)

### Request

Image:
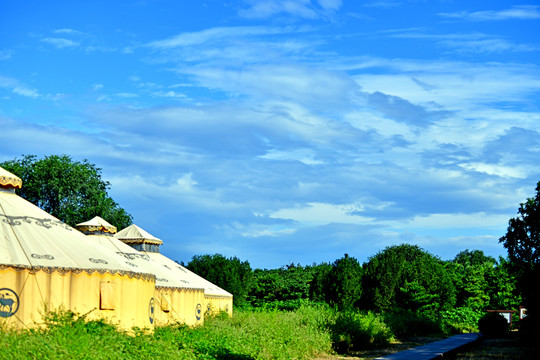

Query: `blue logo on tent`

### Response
(148, 298, 155, 325)
(196, 304, 202, 321)
(0, 288, 19, 318)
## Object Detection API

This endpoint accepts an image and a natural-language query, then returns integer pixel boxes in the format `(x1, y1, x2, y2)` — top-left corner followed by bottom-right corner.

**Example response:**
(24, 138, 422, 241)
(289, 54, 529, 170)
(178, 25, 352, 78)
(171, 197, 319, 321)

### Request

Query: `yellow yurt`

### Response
(0, 167, 155, 331)
(116, 224, 233, 316)
(76, 217, 205, 326)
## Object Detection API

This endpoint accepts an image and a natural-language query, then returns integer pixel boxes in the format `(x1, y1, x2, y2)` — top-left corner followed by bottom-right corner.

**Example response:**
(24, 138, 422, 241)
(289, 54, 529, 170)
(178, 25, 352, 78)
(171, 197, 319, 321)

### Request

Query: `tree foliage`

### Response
(499, 181, 540, 329)
(361, 244, 455, 314)
(325, 254, 363, 311)
(0, 154, 132, 230)
(186, 254, 253, 306)
(499, 181, 540, 266)
(248, 264, 315, 308)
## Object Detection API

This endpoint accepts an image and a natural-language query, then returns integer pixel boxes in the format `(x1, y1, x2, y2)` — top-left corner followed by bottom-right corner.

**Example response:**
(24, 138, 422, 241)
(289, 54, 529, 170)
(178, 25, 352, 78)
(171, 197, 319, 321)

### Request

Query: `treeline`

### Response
(184, 246, 521, 333)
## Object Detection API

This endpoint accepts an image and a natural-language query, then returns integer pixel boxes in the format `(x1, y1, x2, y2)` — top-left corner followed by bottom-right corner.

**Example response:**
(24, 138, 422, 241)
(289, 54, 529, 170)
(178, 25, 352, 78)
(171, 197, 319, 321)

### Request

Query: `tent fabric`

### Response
(76, 217, 206, 325)
(144, 252, 233, 316)
(114, 223, 233, 316)
(0, 168, 156, 330)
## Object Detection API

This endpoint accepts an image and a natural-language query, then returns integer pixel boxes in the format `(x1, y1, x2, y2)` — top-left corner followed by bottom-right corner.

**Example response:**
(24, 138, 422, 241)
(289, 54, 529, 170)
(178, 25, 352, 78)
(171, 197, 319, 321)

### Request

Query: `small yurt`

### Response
(76, 217, 206, 326)
(0, 167, 155, 330)
(116, 224, 233, 316)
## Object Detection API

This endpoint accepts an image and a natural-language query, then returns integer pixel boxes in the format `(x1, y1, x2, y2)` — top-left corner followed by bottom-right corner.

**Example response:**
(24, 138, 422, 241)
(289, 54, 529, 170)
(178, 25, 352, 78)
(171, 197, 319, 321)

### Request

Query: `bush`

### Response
(439, 307, 482, 334)
(329, 311, 394, 353)
(478, 312, 509, 338)
(383, 311, 442, 339)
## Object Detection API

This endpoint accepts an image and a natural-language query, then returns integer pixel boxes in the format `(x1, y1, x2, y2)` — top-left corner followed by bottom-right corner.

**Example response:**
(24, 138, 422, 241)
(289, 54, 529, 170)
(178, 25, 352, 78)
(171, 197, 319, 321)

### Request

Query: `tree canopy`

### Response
(0, 154, 132, 230)
(499, 181, 540, 266)
(186, 254, 253, 306)
(360, 244, 455, 314)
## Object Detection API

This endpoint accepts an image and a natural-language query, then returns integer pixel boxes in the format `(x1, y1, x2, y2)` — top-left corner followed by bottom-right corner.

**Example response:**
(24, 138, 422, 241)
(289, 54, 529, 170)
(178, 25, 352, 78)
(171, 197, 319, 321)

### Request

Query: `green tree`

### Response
(248, 264, 314, 308)
(325, 254, 363, 311)
(361, 244, 455, 314)
(499, 181, 540, 333)
(0, 154, 132, 230)
(186, 254, 253, 306)
(450, 250, 496, 311)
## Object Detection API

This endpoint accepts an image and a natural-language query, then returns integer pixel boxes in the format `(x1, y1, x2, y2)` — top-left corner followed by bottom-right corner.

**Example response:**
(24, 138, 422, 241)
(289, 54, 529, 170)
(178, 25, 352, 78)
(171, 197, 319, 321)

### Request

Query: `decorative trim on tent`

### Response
(76, 224, 117, 234)
(204, 294, 234, 299)
(0, 264, 156, 282)
(1, 215, 73, 231)
(119, 238, 164, 245)
(155, 285, 205, 292)
(0, 173, 22, 189)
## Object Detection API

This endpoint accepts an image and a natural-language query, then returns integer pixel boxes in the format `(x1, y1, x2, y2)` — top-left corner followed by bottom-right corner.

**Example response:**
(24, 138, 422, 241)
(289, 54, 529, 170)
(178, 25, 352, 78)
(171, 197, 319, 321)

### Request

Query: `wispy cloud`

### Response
(41, 37, 80, 48)
(388, 30, 539, 54)
(146, 26, 295, 49)
(238, 0, 342, 19)
(439, 5, 540, 21)
(0, 49, 13, 60)
(0, 75, 39, 97)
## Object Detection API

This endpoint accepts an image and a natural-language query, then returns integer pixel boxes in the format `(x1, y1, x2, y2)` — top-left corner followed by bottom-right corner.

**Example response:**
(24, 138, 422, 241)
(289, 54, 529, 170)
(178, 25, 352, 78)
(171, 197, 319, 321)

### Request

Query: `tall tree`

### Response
(499, 181, 540, 325)
(186, 254, 253, 306)
(325, 254, 363, 311)
(0, 154, 132, 230)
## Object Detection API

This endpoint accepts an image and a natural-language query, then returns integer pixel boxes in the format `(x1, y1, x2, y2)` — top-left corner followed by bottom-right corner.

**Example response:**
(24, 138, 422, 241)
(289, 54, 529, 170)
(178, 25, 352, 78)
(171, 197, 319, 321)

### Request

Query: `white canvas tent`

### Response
(116, 224, 233, 316)
(0, 167, 156, 330)
(76, 217, 205, 326)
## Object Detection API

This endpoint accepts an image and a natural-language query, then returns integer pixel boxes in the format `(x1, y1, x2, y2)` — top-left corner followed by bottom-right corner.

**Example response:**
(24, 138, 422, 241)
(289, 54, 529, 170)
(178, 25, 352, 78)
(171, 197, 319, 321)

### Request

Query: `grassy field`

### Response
(4, 305, 527, 360)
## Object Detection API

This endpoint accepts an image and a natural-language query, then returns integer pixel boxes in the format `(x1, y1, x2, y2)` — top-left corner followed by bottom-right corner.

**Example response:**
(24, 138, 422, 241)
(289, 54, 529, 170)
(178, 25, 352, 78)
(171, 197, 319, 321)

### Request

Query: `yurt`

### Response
(116, 224, 233, 316)
(76, 217, 205, 326)
(0, 167, 155, 330)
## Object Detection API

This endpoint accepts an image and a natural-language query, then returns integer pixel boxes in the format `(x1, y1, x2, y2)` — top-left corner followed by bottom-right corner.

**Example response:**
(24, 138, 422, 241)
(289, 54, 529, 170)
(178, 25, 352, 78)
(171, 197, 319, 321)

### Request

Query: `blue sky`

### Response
(1, 1, 539, 269)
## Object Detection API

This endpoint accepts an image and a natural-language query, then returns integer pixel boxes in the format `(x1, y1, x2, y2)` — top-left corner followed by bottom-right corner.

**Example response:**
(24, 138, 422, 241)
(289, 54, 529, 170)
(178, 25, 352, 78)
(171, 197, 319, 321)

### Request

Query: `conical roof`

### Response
(76, 216, 117, 234)
(0, 167, 153, 279)
(116, 224, 163, 245)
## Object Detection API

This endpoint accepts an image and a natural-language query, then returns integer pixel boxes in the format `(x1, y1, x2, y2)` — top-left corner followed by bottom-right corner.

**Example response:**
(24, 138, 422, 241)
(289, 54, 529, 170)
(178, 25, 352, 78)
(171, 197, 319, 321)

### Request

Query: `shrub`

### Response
(383, 311, 442, 339)
(439, 307, 482, 334)
(329, 311, 394, 353)
(478, 312, 509, 338)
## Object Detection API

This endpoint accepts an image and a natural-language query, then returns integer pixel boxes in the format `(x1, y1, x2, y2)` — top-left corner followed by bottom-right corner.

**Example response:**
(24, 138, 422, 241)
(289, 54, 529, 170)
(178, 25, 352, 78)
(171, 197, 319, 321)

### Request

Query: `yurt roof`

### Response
(77, 217, 203, 290)
(116, 224, 163, 245)
(0, 167, 153, 280)
(76, 216, 117, 234)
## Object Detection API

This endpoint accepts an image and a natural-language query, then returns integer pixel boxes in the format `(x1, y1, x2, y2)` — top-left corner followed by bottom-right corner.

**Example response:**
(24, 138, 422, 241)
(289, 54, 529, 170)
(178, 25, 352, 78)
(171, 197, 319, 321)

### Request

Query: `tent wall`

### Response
(0, 267, 155, 331)
(153, 287, 205, 326)
(204, 295, 233, 317)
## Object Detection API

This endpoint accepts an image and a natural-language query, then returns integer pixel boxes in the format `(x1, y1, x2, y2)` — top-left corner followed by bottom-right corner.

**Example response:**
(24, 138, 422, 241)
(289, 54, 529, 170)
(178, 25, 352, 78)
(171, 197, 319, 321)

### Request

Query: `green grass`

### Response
(0, 306, 333, 360)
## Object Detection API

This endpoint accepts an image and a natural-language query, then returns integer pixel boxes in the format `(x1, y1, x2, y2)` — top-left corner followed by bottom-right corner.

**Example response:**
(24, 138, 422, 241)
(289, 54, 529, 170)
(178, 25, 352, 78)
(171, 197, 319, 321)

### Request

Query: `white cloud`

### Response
(147, 26, 291, 49)
(458, 162, 527, 179)
(269, 202, 374, 226)
(0, 75, 39, 98)
(239, 0, 318, 19)
(402, 212, 511, 230)
(439, 5, 540, 21)
(41, 37, 80, 48)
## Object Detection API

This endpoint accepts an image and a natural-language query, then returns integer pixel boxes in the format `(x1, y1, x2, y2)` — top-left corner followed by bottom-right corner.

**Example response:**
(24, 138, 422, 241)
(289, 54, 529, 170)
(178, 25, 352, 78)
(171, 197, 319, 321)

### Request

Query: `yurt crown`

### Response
(0, 166, 23, 190)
